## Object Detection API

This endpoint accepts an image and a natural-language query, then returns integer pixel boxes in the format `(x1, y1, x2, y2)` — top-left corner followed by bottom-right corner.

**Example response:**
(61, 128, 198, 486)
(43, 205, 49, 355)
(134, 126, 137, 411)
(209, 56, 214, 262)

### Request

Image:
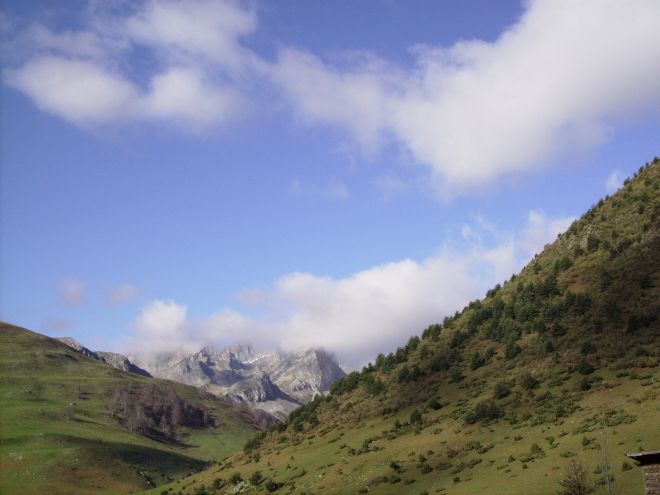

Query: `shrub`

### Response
(448, 367, 464, 383)
(229, 472, 243, 485)
(579, 378, 591, 391)
(464, 401, 504, 424)
(249, 470, 263, 485)
(576, 357, 594, 375)
(520, 372, 539, 390)
(505, 340, 522, 360)
(427, 398, 442, 410)
(544, 340, 555, 353)
(470, 352, 485, 371)
(493, 381, 511, 399)
(410, 408, 423, 424)
(264, 479, 284, 492)
(557, 459, 595, 495)
(530, 443, 544, 455)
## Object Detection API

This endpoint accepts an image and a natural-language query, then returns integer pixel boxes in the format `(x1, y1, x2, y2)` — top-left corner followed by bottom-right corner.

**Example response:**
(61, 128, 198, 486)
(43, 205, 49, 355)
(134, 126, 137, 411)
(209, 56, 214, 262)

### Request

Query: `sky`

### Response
(2, 0, 660, 370)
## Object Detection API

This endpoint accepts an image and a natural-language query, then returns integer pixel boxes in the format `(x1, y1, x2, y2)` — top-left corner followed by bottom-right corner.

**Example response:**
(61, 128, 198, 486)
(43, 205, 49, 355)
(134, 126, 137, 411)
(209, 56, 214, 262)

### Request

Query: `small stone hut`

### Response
(626, 450, 660, 495)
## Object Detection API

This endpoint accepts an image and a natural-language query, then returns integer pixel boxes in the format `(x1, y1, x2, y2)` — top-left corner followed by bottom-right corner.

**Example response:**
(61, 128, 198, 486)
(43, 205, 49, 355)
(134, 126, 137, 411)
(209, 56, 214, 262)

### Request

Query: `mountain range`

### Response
(56, 338, 347, 421)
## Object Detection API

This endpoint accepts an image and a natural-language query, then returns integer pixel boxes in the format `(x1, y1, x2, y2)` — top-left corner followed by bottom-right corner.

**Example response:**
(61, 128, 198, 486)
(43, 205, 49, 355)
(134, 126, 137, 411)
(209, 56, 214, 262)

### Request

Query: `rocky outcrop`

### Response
(57, 338, 152, 377)
(57, 337, 100, 360)
(95, 351, 151, 377)
(226, 371, 280, 403)
(270, 349, 346, 403)
(146, 343, 346, 420)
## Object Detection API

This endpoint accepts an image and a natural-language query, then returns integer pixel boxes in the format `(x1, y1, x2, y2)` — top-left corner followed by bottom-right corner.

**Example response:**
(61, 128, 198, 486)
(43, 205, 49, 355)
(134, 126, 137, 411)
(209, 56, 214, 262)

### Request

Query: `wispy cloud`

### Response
(375, 175, 412, 200)
(605, 171, 624, 194)
(106, 283, 141, 305)
(40, 316, 75, 333)
(124, 211, 573, 369)
(288, 177, 349, 200)
(57, 278, 86, 307)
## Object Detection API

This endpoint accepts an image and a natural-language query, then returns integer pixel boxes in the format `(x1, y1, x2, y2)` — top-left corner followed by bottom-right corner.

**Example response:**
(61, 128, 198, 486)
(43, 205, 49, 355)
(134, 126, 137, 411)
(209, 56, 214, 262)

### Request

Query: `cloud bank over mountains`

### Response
(6, 1, 656, 368)
(124, 211, 573, 369)
(5, 0, 660, 192)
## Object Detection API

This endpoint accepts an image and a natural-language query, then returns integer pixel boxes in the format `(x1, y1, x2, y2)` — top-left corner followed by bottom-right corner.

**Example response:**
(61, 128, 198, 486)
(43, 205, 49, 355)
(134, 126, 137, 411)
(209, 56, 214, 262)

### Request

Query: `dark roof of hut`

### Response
(626, 450, 660, 466)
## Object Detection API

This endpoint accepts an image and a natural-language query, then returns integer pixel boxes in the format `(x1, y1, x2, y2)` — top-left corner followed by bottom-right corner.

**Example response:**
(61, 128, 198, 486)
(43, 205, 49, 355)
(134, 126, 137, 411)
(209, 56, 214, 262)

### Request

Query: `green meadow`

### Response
(0, 323, 258, 494)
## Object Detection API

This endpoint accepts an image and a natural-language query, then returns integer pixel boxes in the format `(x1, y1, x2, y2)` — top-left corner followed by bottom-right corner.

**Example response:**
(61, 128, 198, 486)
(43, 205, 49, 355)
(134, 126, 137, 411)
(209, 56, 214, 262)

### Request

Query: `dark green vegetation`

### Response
(0, 324, 260, 494)
(158, 158, 660, 495)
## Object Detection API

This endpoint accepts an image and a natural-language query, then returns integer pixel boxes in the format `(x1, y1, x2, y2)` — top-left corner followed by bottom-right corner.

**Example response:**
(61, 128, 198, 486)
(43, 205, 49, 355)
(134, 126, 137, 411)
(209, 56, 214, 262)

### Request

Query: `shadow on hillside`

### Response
(30, 433, 210, 475)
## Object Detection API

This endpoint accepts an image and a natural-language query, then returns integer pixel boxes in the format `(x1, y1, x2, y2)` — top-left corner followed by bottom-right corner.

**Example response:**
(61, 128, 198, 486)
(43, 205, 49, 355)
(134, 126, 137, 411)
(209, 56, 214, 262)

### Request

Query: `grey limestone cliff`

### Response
(147, 343, 346, 420)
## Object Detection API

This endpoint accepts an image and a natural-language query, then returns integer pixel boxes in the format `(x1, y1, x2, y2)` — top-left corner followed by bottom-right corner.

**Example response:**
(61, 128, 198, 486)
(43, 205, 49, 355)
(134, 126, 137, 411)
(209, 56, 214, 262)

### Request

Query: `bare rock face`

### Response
(95, 351, 152, 377)
(226, 371, 280, 403)
(57, 338, 152, 377)
(146, 343, 346, 420)
(270, 349, 347, 403)
(57, 337, 99, 360)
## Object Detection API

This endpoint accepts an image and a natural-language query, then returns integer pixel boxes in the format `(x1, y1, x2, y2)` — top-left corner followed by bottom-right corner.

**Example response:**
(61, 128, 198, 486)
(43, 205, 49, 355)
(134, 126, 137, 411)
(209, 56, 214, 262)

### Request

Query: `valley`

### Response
(137, 158, 660, 495)
(2, 158, 660, 495)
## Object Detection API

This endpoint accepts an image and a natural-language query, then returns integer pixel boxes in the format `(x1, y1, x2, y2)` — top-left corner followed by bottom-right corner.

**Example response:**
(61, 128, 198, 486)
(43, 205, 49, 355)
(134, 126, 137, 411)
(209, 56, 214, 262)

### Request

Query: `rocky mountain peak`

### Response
(149, 343, 346, 419)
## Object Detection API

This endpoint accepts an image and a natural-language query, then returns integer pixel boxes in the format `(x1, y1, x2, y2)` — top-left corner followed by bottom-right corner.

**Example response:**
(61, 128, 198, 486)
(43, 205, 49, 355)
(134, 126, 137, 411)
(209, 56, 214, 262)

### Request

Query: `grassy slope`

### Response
(0, 323, 259, 494)
(163, 157, 660, 495)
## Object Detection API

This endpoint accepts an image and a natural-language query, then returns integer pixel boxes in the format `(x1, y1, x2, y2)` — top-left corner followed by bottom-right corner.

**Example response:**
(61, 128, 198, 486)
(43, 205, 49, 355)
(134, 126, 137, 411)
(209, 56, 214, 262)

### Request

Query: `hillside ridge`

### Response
(160, 156, 660, 495)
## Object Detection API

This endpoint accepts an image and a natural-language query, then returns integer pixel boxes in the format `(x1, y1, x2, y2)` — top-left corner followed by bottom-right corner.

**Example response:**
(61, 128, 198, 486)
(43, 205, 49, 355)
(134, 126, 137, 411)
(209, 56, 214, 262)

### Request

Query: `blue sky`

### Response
(2, 0, 660, 369)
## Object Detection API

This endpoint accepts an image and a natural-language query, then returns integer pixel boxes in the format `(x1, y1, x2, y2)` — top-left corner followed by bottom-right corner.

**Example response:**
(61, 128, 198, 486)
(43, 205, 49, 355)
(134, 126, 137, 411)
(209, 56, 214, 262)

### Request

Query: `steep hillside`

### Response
(0, 323, 261, 495)
(157, 157, 660, 495)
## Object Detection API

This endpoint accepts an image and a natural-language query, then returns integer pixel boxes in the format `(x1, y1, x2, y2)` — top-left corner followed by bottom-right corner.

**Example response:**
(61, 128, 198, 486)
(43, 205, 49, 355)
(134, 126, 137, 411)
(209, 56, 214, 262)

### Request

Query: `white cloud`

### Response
(288, 178, 349, 200)
(124, 211, 571, 369)
(127, 300, 202, 360)
(122, 0, 258, 72)
(605, 171, 624, 194)
(8, 0, 659, 192)
(273, 0, 660, 194)
(57, 278, 86, 307)
(375, 175, 412, 200)
(7, 56, 139, 126)
(106, 283, 141, 305)
(4, 0, 259, 130)
(40, 316, 75, 334)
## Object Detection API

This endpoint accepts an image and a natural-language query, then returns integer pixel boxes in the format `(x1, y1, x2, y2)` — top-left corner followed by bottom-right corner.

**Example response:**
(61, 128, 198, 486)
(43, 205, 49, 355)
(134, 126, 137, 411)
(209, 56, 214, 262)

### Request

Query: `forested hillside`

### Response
(158, 157, 660, 495)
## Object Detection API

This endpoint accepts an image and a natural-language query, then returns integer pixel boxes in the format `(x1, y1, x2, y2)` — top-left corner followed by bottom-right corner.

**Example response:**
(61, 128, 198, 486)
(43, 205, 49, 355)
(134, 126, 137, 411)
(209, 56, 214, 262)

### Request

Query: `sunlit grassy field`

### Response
(144, 364, 658, 495)
(0, 323, 257, 494)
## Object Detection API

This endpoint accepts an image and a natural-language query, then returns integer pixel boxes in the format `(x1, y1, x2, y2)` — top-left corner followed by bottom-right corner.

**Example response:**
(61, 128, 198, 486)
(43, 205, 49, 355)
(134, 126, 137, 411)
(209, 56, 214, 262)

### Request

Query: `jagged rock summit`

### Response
(147, 343, 347, 420)
(57, 337, 151, 377)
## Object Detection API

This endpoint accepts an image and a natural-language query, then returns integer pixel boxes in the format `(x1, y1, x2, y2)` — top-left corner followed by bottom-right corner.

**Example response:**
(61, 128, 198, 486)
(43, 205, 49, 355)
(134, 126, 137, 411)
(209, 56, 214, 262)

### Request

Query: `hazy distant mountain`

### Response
(57, 337, 152, 377)
(147, 343, 347, 420)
